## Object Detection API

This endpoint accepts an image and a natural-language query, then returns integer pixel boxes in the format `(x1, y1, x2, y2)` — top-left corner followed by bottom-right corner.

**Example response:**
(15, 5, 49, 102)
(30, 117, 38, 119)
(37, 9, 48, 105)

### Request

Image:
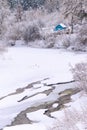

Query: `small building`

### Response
(54, 23, 66, 31)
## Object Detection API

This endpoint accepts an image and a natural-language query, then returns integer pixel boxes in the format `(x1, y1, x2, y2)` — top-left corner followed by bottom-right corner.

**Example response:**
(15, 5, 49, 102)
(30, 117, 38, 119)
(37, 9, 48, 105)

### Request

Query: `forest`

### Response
(0, 0, 87, 50)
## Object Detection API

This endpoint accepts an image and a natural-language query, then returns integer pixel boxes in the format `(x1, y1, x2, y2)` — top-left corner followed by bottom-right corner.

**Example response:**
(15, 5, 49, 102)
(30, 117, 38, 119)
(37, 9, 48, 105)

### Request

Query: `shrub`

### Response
(6, 22, 26, 42)
(23, 24, 42, 43)
(37, 19, 45, 29)
(74, 25, 87, 51)
(78, 25, 87, 45)
(50, 109, 79, 130)
(71, 62, 87, 93)
(8, 27, 22, 41)
(54, 34, 72, 49)
(62, 34, 71, 48)
(0, 42, 7, 54)
(44, 34, 55, 48)
(50, 106, 87, 130)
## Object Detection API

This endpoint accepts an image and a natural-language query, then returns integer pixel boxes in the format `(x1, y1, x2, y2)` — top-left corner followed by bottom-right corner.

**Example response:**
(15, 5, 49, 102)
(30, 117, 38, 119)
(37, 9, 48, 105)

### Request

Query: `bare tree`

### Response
(0, 0, 10, 37)
(62, 0, 87, 33)
(44, 0, 59, 13)
(16, 0, 23, 22)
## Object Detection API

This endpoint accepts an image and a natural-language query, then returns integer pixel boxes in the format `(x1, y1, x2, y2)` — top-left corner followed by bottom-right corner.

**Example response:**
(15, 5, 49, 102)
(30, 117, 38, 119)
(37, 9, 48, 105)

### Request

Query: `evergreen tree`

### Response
(8, 0, 45, 10)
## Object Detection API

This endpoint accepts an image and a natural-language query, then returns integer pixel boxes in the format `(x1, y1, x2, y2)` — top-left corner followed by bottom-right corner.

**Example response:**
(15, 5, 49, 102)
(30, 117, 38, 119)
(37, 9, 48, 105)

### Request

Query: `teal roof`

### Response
(54, 24, 66, 31)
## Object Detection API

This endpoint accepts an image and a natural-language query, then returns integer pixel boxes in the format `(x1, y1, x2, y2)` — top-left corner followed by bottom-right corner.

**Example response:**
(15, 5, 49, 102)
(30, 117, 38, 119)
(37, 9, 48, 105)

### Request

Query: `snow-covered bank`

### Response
(3, 124, 47, 130)
(0, 47, 87, 130)
(3, 94, 87, 130)
(0, 47, 86, 97)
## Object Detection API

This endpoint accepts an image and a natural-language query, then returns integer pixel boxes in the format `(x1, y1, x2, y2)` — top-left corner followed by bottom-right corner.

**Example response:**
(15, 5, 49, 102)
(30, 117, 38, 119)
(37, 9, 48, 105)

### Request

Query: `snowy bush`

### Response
(50, 106, 87, 130)
(37, 19, 45, 29)
(62, 35, 71, 48)
(51, 109, 79, 130)
(71, 62, 87, 93)
(73, 25, 87, 51)
(23, 24, 42, 43)
(54, 34, 74, 49)
(7, 23, 26, 42)
(26, 39, 45, 48)
(78, 25, 87, 45)
(0, 45, 6, 53)
(44, 34, 55, 48)
(0, 41, 7, 53)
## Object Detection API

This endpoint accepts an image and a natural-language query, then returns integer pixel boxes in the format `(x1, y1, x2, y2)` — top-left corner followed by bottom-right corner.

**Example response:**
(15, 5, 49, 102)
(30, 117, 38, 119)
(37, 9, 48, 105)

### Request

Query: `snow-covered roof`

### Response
(60, 23, 66, 28)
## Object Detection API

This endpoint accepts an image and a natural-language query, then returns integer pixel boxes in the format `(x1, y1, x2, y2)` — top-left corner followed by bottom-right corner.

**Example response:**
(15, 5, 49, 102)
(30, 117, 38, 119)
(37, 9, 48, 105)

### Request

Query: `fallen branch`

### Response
(46, 80, 75, 86)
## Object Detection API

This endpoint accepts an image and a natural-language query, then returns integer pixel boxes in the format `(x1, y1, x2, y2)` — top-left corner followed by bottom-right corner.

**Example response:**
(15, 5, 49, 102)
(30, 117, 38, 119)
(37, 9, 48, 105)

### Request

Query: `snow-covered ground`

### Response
(0, 46, 87, 130)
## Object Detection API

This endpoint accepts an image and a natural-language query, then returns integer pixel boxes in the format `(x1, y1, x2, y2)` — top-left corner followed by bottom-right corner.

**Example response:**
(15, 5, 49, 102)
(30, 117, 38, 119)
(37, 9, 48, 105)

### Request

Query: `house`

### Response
(54, 23, 66, 31)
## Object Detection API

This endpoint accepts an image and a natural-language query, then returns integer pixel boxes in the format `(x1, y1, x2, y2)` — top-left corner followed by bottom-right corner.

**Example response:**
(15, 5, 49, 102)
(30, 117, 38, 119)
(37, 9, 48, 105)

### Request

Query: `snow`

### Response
(51, 94, 87, 118)
(76, 123, 87, 130)
(50, 94, 87, 130)
(60, 23, 66, 28)
(0, 93, 47, 108)
(52, 103, 58, 108)
(27, 109, 55, 126)
(0, 47, 86, 97)
(3, 124, 47, 130)
(0, 46, 87, 130)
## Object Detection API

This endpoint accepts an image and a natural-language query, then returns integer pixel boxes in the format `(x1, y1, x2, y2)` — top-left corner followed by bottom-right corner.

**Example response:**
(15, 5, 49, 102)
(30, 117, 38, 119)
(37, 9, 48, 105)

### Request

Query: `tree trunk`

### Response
(71, 15, 74, 34)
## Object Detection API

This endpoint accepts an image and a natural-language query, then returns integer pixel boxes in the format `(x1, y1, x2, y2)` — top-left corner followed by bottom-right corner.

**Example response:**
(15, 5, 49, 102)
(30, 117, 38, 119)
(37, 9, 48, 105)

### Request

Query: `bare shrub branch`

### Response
(23, 24, 42, 43)
(50, 106, 87, 130)
(71, 62, 87, 93)
(73, 25, 87, 51)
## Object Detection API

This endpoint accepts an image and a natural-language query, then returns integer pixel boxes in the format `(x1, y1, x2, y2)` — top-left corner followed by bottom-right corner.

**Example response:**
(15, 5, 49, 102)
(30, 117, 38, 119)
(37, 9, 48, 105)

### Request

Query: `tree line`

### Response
(8, 0, 45, 10)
